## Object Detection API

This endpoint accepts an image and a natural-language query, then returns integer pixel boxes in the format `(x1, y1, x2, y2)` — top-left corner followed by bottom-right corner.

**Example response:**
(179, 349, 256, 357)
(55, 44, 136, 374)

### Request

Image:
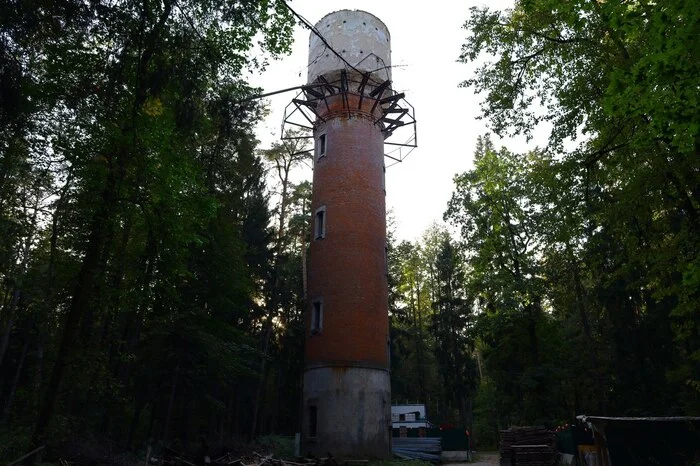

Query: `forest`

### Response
(0, 0, 698, 462)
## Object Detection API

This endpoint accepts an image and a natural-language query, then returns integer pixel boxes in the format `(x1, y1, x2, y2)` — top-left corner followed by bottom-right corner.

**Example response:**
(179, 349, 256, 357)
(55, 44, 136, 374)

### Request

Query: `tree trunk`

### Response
(128, 396, 146, 449)
(0, 197, 39, 371)
(116, 227, 156, 386)
(2, 332, 29, 422)
(30, 0, 175, 444)
(458, 396, 467, 429)
(415, 283, 428, 403)
(250, 321, 272, 440)
(526, 302, 540, 367)
(569, 252, 607, 413)
(162, 360, 180, 445)
(33, 330, 44, 412)
(32, 174, 117, 447)
(475, 349, 483, 380)
(32, 175, 69, 413)
(0, 295, 17, 371)
(251, 159, 294, 440)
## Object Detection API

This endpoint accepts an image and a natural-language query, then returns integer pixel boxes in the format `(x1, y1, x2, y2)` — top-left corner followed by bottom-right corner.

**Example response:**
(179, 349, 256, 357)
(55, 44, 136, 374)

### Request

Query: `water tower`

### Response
(282, 9, 416, 459)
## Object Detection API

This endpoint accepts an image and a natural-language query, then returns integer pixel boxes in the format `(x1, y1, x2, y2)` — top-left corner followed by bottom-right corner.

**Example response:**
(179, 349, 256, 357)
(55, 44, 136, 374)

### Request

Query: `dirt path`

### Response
(466, 451, 500, 465)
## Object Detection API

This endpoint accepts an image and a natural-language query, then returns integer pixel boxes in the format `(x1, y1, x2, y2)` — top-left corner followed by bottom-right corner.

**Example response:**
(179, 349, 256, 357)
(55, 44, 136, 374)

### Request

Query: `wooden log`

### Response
(7, 445, 46, 466)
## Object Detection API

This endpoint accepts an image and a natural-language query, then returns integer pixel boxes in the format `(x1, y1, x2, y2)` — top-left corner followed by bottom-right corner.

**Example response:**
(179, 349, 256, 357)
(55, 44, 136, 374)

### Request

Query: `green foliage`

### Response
(0, 425, 33, 463)
(472, 377, 500, 450)
(388, 224, 476, 426)
(454, 0, 700, 428)
(258, 435, 295, 459)
(0, 0, 298, 459)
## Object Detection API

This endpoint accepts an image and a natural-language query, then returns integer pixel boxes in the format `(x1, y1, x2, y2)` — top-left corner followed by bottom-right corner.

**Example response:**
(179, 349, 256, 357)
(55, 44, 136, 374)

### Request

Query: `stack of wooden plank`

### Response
(499, 426, 556, 466)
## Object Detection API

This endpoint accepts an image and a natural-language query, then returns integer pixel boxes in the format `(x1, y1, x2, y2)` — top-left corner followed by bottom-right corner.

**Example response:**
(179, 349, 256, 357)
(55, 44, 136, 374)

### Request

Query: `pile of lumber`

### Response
(499, 426, 556, 466)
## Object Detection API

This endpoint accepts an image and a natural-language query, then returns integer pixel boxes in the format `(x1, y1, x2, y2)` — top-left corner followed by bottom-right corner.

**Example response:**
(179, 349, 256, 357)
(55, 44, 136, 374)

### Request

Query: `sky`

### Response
(250, 0, 545, 242)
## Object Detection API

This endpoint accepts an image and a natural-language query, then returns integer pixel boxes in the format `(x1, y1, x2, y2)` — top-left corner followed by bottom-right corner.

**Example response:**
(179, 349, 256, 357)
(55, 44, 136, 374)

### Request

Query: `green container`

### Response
(441, 428, 470, 451)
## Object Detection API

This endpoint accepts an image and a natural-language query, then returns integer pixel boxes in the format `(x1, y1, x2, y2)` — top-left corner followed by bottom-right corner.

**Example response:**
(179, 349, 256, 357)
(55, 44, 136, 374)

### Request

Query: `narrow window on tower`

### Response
(387, 339, 392, 370)
(315, 206, 326, 240)
(308, 405, 318, 438)
(382, 164, 386, 194)
(317, 133, 327, 160)
(311, 299, 323, 334)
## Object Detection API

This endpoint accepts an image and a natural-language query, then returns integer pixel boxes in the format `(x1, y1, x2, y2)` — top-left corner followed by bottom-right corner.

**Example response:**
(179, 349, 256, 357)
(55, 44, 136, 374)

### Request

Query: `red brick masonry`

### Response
(306, 93, 389, 369)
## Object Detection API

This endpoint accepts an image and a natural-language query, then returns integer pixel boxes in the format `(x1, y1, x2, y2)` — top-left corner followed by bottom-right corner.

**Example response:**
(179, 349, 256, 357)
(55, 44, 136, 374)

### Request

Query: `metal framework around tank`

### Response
(281, 70, 417, 165)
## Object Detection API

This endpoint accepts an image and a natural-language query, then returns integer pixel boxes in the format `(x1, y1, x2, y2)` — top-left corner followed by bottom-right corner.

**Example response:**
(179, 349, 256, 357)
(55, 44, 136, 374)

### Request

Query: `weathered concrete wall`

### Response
(303, 367, 391, 459)
(308, 10, 391, 85)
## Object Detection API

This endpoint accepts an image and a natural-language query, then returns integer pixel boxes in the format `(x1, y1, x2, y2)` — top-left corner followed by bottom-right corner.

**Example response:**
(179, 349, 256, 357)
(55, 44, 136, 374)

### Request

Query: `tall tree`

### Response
(431, 237, 476, 427)
(446, 138, 556, 423)
(250, 130, 310, 438)
(0, 0, 296, 458)
(460, 0, 699, 414)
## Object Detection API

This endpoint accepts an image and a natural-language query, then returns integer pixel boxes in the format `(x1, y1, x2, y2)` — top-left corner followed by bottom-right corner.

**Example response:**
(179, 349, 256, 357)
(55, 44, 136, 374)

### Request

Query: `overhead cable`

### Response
(278, 0, 366, 78)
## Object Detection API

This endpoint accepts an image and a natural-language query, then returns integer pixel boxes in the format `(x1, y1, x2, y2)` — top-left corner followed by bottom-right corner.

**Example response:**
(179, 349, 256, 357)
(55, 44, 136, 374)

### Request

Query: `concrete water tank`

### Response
(307, 10, 391, 85)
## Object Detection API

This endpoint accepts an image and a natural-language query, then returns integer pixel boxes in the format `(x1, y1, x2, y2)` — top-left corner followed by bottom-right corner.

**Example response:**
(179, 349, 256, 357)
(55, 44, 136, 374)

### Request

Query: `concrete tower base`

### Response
(302, 366, 391, 459)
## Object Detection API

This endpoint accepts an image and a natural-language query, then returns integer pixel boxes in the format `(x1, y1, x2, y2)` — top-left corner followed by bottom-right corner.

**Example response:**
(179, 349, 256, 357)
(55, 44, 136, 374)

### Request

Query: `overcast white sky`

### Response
(250, 0, 546, 242)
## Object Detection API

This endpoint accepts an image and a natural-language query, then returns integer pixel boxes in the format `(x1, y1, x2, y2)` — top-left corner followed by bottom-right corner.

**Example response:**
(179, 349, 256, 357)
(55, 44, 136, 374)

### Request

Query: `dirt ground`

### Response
(450, 451, 500, 465)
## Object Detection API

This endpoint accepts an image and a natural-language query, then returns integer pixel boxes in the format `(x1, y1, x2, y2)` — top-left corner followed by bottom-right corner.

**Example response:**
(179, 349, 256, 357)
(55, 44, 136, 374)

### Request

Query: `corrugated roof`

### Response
(577, 415, 700, 422)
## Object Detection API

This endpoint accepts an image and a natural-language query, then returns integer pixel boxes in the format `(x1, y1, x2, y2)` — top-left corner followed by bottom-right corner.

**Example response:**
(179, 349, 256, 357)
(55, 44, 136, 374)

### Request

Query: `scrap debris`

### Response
(150, 451, 343, 466)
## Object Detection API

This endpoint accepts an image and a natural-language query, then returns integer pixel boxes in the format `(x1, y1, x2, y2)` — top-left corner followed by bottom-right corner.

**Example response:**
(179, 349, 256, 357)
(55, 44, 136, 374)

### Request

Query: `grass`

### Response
(258, 435, 296, 459)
